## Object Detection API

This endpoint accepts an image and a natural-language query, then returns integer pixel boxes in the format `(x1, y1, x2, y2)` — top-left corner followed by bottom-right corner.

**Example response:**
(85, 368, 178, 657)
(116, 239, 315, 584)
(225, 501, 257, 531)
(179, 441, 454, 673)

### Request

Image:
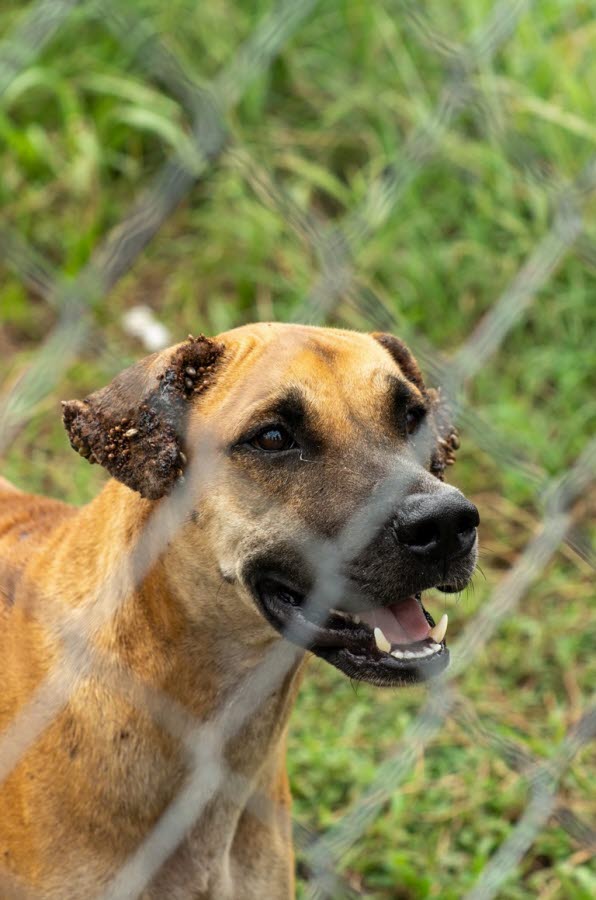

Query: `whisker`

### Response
(475, 564, 488, 583)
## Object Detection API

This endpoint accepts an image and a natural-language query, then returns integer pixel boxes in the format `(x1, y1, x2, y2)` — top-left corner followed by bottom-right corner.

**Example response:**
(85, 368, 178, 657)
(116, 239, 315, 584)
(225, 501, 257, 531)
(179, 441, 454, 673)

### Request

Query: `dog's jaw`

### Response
(250, 574, 458, 686)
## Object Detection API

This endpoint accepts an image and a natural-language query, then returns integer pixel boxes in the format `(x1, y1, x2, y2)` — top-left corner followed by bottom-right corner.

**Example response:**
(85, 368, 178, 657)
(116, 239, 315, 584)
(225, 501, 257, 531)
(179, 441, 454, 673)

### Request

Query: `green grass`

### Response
(1, 1, 594, 897)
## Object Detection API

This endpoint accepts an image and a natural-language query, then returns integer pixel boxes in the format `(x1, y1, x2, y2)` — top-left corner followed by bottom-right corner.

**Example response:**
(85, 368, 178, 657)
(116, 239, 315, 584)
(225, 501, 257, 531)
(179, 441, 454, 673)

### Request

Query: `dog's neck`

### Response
(31, 479, 304, 888)
(64, 481, 305, 715)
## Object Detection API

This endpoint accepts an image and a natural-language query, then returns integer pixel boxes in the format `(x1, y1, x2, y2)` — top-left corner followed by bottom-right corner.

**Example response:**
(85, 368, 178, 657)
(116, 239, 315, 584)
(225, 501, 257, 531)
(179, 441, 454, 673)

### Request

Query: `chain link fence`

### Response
(0, 1, 594, 897)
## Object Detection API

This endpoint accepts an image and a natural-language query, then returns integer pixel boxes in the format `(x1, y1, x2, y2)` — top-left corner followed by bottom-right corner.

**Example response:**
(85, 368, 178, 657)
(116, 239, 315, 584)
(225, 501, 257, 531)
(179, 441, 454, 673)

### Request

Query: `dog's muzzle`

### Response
(245, 491, 479, 688)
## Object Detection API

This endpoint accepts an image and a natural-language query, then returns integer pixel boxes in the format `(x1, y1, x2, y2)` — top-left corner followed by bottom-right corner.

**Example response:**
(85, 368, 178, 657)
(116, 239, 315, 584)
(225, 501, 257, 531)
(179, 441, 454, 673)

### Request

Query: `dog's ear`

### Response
(372, 332, 459, 480)
(62, 335, 224, 500)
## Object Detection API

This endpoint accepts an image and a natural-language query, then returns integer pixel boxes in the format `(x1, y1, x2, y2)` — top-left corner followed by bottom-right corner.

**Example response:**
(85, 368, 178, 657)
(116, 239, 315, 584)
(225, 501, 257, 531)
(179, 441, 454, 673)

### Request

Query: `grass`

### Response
(1, 1, 595, 897)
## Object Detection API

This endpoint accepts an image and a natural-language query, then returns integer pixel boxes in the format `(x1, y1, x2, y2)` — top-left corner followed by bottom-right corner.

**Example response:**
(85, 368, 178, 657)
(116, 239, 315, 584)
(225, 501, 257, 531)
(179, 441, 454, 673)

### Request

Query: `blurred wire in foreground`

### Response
(0, 1, 594, 898)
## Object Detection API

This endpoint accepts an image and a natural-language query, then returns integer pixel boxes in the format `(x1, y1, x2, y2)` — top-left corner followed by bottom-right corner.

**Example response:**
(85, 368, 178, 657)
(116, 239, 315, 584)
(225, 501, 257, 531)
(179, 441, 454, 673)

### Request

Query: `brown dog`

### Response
(0, 323, 478, 898)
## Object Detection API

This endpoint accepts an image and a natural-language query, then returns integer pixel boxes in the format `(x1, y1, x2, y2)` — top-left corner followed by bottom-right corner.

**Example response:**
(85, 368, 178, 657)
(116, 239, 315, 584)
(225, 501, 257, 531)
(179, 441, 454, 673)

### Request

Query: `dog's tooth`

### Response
(391, 649, 404, 658)
(403, 650, 415, 658)
(353, 614, 361, 625)
(430, 642, 442, 652)
(374, 627, 391, 653)
(428, 614, 448, 643)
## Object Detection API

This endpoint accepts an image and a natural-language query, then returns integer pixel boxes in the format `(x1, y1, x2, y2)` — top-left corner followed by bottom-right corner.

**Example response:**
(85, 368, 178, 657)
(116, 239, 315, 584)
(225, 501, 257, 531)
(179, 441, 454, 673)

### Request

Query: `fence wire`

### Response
(0, 1, 594, 899)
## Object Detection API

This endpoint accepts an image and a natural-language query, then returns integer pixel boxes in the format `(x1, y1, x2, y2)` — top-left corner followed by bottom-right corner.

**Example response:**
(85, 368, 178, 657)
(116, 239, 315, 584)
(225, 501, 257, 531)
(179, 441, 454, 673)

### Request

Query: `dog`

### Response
(0, 323, 478, 898)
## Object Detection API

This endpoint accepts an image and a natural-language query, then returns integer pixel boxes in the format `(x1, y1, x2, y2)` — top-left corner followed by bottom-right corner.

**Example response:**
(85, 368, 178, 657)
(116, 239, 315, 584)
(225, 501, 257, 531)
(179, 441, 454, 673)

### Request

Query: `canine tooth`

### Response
(430, 642, 441, 652)
(374, 627, 391, 653)
(391, 649, 404, 658)
(429, 613, 448, 643)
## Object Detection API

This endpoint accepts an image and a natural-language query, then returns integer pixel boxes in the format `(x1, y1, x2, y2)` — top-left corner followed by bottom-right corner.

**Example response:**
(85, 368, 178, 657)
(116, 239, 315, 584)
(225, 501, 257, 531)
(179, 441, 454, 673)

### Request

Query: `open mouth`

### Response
(254, 576, 458, 686)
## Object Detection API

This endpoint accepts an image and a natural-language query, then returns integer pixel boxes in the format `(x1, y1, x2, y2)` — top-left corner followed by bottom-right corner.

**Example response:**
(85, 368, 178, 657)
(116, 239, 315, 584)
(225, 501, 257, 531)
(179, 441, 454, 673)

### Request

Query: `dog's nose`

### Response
(394, 492, 479, 561)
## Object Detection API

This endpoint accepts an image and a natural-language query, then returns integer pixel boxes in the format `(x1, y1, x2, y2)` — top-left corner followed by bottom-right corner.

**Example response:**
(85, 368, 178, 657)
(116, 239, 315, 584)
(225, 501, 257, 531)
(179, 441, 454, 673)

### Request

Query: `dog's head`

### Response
(63, 323, 478, 686)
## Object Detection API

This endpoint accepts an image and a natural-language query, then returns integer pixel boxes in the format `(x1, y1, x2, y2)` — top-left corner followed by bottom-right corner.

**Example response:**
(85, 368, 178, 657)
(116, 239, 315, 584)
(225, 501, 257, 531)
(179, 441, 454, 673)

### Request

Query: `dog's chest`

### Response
(138, 796, 293, 900)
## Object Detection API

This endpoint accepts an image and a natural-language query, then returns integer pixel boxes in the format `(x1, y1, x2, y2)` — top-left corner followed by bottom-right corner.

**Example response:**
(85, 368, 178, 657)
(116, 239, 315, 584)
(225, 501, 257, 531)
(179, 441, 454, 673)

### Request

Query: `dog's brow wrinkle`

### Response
(305, 340, 337, 364)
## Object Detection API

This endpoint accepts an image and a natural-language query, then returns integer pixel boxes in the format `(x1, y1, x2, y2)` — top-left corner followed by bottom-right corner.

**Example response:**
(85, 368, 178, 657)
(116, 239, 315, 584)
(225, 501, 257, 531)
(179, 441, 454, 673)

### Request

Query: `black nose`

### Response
(394, 492, 479, 561)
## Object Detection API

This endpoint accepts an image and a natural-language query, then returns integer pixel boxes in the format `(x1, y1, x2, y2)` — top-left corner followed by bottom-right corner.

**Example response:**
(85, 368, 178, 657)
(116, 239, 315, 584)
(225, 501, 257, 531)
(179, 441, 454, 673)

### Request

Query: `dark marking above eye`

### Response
(385, 375, 427, 436)
(234, 387, 319, 452)
(267, 389, 307, 431)
(389, 375, 417, 407)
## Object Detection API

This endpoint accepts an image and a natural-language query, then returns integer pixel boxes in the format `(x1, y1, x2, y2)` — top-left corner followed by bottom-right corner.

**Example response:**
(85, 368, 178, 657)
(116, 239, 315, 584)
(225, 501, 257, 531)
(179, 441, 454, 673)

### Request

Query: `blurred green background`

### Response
(0, 1, 594, 897)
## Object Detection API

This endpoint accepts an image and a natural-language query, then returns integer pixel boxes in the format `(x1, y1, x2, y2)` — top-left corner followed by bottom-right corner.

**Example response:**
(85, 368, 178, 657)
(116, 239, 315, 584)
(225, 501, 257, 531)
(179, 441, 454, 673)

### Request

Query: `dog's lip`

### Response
(252, 575, 451, 685)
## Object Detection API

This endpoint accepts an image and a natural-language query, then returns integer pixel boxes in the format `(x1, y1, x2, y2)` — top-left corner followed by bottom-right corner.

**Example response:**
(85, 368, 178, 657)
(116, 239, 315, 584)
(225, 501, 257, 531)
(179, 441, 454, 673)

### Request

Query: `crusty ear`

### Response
(62, 335, 224, 500)
(372, 331, 460, 480)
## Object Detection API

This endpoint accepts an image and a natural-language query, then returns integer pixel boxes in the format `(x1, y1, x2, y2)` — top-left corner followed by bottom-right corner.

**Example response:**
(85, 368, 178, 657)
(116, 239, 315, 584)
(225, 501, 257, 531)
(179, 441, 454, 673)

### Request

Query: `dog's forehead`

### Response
(193, 323, 420, 438)
(216, 322, 401, 386)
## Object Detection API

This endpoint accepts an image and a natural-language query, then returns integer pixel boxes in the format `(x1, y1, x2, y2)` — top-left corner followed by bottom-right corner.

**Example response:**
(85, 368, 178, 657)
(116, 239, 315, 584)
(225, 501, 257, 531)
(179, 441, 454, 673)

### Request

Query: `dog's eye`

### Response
(250, 426, 297, 453)
(406, 406, 426, 435)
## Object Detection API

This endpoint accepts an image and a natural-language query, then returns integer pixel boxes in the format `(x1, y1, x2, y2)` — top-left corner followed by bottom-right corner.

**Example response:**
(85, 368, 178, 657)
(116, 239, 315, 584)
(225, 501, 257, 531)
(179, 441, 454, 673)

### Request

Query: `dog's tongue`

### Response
(359, 596, 430, 644)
